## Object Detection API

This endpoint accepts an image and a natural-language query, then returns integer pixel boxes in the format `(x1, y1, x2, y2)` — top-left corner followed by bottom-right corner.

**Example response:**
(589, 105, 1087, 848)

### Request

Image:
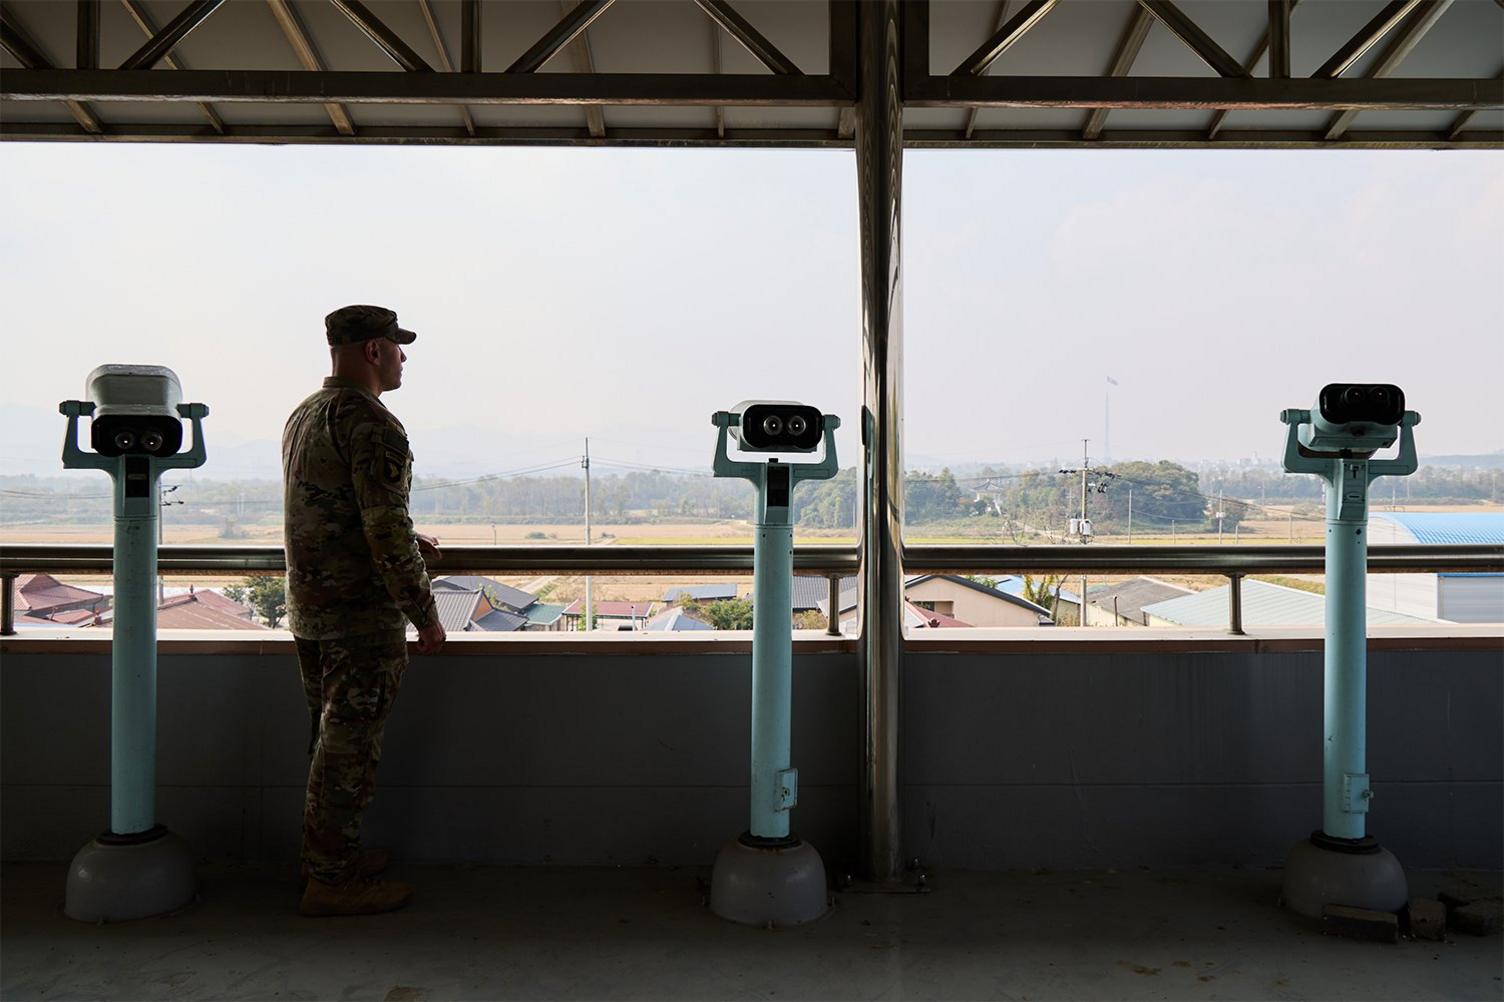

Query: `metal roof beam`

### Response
(1322, 0, 1455, 141)
(1312, 0, 1423, 79)
(77, 0, 98, 70)
(264, 0, 353, 136)
(329, 0, 432, 72)
(0, 11, 49, 68)
(1082, 3, 1151, 141)
(507, 0, 613, 74)
(1, 68, 852, 106)
(905, 74, 1498, 110)
(416, 0, 477, 137)
(710, 13, 725, 138)
(1136, 0, 1249, 79)
(6, 121, 1497, 149)
(119, 0, 224, 70)
(120, 0, 225, 133)
(462, 0, 479, 72)
(0, 4, 102, 134)
(1447, 67, 1504, 139)
(560, 1, 606, 138)
(1206, 0, 1302, 140)
(1268, 0, 1291, 78)
(953, 0, 1056, 77)
(8, 70, 1491, 113)
(965, 0, 1012, 140)
(692, 0, 799, 75)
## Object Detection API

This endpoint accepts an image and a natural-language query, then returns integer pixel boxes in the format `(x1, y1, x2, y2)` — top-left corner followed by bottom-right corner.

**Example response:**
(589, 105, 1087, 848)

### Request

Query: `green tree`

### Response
(794, 467, 858, 529)
(227, 576, 287, 628)
(904, 468, 966, 524)
(793, 610, 828, 631)
(703, 598, 755, 630)
(1022, 575, 1063, 618)
(1094, 461, 1212, 531)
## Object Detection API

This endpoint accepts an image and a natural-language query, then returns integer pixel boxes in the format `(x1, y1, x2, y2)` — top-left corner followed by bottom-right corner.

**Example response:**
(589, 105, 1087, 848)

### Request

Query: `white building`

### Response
(1368, 513, 1504, 623)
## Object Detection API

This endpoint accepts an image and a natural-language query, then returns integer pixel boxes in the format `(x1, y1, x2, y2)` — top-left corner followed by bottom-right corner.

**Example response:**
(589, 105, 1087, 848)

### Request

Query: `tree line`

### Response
(4, 459, 1501, 534)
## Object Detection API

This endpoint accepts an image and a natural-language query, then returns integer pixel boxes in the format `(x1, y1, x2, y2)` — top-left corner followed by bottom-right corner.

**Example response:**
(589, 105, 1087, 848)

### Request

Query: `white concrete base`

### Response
(709, 836, 829, 928)
(1282, 835, 1407, 919)
(64, 828, 196, 923)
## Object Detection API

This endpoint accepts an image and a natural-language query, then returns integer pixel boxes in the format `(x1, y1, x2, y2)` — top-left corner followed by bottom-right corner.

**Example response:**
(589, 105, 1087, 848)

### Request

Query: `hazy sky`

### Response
(1, 143, 1500, 482)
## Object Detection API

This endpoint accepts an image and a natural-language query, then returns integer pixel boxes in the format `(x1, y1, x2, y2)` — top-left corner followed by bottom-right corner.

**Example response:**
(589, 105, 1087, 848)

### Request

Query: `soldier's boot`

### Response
(300, 847, 390, 883)
(299, 875, 413, 917)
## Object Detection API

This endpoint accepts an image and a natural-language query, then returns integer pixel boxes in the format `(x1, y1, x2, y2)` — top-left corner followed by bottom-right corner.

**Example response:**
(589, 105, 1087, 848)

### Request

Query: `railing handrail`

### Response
(2, 542, 1500, 576)
(903, 543, 1504, 575)
(4, 541, 1500, 637)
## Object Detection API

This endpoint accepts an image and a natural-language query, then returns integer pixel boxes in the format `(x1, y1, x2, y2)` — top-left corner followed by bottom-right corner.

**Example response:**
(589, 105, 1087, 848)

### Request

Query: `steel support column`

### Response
(854, 0, 904, 885)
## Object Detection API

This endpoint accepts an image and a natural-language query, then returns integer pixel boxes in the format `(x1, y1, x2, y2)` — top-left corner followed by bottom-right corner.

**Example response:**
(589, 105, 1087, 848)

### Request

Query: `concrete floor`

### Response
(2, 864, 1500, 1001)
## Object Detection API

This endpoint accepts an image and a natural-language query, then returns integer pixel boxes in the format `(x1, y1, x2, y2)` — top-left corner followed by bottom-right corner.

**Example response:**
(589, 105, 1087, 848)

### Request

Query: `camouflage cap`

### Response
(325, 305, 417, 346)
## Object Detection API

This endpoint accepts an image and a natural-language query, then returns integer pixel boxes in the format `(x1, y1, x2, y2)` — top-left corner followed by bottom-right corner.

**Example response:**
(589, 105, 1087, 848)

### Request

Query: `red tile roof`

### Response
(154, 593, 269, 630)
(15, 573, 108, 615)
(48, 608, 100, 625)
(904, 601, 972, 629)
(96, 590, 268, 630)
(183, 588, 255, 619)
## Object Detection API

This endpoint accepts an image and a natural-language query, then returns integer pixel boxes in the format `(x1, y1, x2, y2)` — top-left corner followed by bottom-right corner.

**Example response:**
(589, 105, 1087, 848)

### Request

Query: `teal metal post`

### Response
(61, 400, 208, 835)
(712, 411, 839, 840)
(1280, 408, 1419, 841)
(110, 455, 163, 834)
(750, 494, 795, 837)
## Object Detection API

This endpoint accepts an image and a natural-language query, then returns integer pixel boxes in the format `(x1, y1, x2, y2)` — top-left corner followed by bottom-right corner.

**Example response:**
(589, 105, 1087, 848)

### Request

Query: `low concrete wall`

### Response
(2, 645, 1498, 869)
(902, 648, 1502, 870)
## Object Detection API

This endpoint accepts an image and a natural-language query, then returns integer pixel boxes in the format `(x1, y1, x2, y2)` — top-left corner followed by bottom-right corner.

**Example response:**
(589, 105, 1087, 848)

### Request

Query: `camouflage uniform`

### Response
(283, 305, 437, 885)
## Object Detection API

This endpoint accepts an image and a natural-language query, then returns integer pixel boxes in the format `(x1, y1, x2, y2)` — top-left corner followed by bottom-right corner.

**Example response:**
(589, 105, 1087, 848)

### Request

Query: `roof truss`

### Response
(0, 0, 1497, 149)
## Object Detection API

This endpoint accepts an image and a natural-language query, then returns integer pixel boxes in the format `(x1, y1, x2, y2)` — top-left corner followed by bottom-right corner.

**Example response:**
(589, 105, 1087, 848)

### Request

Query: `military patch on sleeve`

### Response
(369, 427, 410, 491)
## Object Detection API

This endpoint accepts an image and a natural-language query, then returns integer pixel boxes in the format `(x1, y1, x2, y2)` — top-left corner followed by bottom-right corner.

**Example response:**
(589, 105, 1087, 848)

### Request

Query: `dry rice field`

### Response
(6, 504, 1496, 603)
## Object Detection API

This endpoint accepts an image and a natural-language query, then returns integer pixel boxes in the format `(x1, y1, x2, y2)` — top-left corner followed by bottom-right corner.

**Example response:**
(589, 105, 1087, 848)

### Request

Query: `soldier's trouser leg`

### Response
(296, 631, 407, 884)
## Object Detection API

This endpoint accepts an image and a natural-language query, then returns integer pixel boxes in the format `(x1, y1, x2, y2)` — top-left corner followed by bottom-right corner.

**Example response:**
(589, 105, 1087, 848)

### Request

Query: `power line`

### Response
(1, 487, 113, 500)
(592, 457, 716, 478)
(410, 458, 581, 492)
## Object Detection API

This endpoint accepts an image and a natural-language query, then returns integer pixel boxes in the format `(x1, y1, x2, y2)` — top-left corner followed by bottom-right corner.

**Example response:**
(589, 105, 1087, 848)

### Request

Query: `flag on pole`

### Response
(1106, 376, 1119, 386)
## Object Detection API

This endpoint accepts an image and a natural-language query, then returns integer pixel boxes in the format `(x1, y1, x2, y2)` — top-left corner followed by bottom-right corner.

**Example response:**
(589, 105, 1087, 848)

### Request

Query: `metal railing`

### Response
(2, 542, 1500, 637)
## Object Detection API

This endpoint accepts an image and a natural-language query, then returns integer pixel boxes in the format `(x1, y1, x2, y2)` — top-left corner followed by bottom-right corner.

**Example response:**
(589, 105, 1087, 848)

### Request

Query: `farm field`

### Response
(6, 504, 1496, 608)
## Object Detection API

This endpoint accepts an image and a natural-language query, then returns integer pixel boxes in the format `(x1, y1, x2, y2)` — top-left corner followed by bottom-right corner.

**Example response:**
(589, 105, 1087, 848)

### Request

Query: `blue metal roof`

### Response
(524, 603, 566, 627)
(1371, 512, 1504, 546)
(993, 575, 1081, 606)
(1141, 579, 1433, 628)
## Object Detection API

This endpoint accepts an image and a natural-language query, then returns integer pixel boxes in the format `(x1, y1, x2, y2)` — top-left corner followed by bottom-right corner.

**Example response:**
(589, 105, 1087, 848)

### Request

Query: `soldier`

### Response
(283, 304, 446, 917)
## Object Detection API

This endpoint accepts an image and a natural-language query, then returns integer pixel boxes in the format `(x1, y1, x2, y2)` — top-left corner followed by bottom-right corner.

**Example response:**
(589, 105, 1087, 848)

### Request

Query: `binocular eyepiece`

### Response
(737, 403, 824, 453)
(1284, 382, 1415, 458)
(1320, 383, 1404, 427)
(76, 364, 189, 458)
(92, 416, 184, 458)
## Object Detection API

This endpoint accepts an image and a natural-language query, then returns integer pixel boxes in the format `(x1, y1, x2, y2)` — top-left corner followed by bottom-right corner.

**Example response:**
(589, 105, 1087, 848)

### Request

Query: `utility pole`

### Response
(1127, 485, 1133, 545)
(1058, 440, 1117, 626)
(157, 484, 182, 605)
(1216, 491, 1225, 545)
(583, 437, 594, 632)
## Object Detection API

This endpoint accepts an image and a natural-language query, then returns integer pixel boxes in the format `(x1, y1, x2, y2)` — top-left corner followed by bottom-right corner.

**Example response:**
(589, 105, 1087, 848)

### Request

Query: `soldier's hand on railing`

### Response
(416, 620, 446, 655)
(416, 533, 442, 564)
